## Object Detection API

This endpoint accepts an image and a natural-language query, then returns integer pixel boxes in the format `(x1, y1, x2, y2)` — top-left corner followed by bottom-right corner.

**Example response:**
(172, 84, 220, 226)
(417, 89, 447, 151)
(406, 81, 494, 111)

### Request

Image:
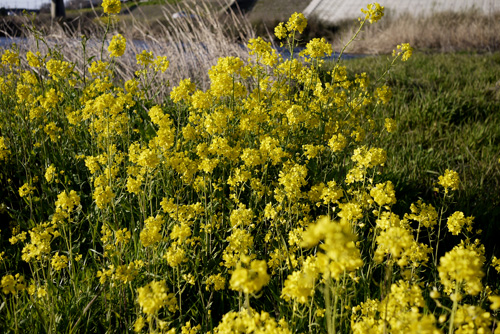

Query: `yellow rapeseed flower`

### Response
(361, 3, 384, 23)
(274, 22, 287, 39)
(206, 274, 226, 291)
(375, 85, 392, 104)
(384, 118, 397, 133)
(286, 12, 307, 34)
(303, 38, 333, 59)
(140, 215, 165, 247)
(108, 34, 126, 58)
(447, 211, 474, 235)
(301, 216, 363, 279)
(46, 59, 72, 81)
(19, 182, 35, 198)
(229, 257, 270, 294)
(489, 296, 500, 310)
(51, 252, 68, 271)
(136, 280, 177, 315)
(281, 269, 316, 304)
(1, 49, 20, 67)
(393, 43, 414, 61)
(136, 50, 154, 67)
(0, 137, 10, 161)
(213, 308, 291, 334)
(26, 51, 42, 68)
(438, 244, 484, 296)
(1, 274, 25, 294)
(438, 169, 460, 194)
(44, 165, 56, 183)
(453, 305, 492, 334)
(370, 181, 397, 207)
(102, 0, 121, 14)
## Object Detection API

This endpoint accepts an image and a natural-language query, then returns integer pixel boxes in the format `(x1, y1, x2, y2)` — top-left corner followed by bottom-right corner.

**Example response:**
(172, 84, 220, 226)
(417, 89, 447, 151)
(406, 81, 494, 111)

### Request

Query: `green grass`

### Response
(339, 52, 500, 252)
(246, 0, 310, 22)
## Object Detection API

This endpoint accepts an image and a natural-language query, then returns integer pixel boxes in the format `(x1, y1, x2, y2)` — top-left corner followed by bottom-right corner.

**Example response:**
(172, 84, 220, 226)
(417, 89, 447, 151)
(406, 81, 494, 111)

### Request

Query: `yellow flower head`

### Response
(491, 256, 500, 273)
(384, 118, 397, 132)
(454, 305, 492, 334)
(213, 308, 291, 334)
(286, 12, 307, 34)
(489, 296, 500, 310)
(102, 0, 121, 14)
(54, 190, 81, 218)
(303, 38, 333, 59)
(281, 269, 316, 304)
(19, 183, 35, 198)
(370, 181, 397, 207)
(361, 3, 384, 24)
(93, 186, 115, 209)
(1, 274, 25, 294)
(301, 216, 363, 279)
(44, 165, 56, 183)
(108, 34, 126, 58)
(170, 78, 196, 104)
(46, 59, 72, 81)
(136, 280, 177, 315)
(229, 257, 270, 294)
(407, 200, 438, 229)
(274, 22, 287, 39)
(1, 49, 20, 67)
(140, 215, 165, 247)
(438, 244, 484, 296)
(136, 50, 154, 67)
(376, 86, 392, 105)
(438, 169, 460, 193)
(0, 137, 10, 161)
(26, 51, 42, 68)
(154, 55, 170, 72)
(51, 252, 68, 271)
(206, 274, 226, 291)
(393, 43, 413, 61)
(446, 211, 474, 235)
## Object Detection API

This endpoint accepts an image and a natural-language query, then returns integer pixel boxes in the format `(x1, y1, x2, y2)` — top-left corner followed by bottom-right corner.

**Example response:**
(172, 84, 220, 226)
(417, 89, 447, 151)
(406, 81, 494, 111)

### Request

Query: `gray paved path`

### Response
(304, 0, 500, 23)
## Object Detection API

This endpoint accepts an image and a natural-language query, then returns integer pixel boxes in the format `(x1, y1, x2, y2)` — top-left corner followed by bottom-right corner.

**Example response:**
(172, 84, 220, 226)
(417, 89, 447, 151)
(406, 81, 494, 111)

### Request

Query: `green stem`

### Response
(448, 282, 460, 334)
(325, 277, 333, 334)
(434, 192, 447, 268)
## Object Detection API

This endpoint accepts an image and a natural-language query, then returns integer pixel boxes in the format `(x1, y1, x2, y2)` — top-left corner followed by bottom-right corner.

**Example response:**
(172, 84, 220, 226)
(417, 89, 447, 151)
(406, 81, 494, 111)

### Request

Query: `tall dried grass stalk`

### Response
(5, 0, 254, 100)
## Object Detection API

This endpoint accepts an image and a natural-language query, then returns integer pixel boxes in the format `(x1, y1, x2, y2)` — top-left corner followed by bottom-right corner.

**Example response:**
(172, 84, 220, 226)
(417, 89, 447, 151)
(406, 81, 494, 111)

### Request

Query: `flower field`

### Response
(0, 1, 499, 333)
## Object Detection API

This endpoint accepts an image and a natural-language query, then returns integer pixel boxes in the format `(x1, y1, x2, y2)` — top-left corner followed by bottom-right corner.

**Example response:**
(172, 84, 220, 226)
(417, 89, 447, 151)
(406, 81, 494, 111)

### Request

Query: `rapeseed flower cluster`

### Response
(1, 274, 26, 294)
(136, 280, 177, 315)
(438, 169, 460, 193)
(352, 280, 441, 333)
(301, 216, 363, 280)
(108, 34, 126, 58)
(0, 5, 496, 334)
(361, 3, 385, 23)
(438, 241, 485, 296)
(213, 308, 291, 334)
(229, 256, 270, 294)
(0, 137, 10, 160)
(102, 0, 121, 14)
(393, 43, 414, 61)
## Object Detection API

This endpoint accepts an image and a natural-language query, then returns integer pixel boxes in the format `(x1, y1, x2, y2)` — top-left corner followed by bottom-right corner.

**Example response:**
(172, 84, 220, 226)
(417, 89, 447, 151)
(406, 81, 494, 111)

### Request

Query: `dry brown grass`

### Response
(337, 10, 500, 54)
(110, 0, 254, 93)
(3, 0, 253, 100)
